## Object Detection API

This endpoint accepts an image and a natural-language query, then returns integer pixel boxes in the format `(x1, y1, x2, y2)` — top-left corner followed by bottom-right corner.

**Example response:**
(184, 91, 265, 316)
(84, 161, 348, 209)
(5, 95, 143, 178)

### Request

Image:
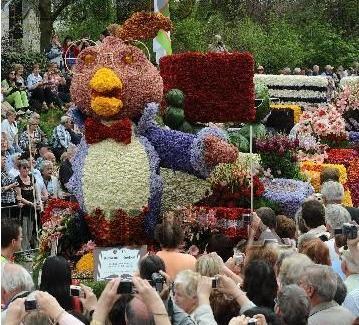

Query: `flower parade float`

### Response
(63, 12, 244, 247)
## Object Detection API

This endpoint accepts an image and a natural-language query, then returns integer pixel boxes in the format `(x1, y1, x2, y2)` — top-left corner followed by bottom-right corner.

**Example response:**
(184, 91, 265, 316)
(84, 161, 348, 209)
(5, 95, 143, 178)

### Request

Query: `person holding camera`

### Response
(1, 69, 29, 110)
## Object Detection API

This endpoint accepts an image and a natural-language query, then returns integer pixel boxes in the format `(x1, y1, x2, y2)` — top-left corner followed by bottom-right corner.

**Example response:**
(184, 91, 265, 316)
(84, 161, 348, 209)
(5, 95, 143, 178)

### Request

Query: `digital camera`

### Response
(149, 272, 165, 292)
(334, 223, 358, 240)
(117, 280, 134, 294)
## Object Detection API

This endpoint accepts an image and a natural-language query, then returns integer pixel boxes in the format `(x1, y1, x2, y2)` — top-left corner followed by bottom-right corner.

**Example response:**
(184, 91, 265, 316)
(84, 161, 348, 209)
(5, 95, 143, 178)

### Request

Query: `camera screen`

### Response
(70, 288, 80, 297)
(24, 299, 37, 311)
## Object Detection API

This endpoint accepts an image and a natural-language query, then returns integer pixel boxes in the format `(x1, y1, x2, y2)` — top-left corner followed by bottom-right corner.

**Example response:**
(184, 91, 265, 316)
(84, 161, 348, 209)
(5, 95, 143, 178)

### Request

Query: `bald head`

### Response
(125, 297, 154, 325)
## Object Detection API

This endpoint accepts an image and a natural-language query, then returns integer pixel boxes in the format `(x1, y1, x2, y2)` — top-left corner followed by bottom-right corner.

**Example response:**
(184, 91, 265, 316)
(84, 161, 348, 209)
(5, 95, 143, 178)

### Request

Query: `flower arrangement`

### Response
(335, 84, 359, 114)
(296, 133, 328, 163)
(297, 106, 348, 140)
(262, 178, 314, 217)
(270, 104, 302, 124)
(177, 206, 250, 251)
(254, 74, 328, 105)
(255, 135, 301, 179)
(206, 153, 264, 207)
(300, 161, 347, 192)
(160, 51, 255, 123)
(325, 149, 358, 167)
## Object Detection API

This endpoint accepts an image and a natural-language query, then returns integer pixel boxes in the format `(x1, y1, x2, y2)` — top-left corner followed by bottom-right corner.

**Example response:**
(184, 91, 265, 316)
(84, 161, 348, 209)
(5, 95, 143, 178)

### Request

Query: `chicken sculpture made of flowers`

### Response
(67, 12, 238, 246)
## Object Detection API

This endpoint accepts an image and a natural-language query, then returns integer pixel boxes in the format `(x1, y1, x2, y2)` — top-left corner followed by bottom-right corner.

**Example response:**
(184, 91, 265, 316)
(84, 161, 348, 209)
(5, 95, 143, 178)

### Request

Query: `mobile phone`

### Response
(24, 299, 37, 311)
(248, 319, 257, 324)
(233, 253, 245, 265)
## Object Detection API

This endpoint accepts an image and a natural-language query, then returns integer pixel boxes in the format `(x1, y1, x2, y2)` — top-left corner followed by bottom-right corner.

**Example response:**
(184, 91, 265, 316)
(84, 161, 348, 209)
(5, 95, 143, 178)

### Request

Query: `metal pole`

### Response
(250, 124, 253, 213)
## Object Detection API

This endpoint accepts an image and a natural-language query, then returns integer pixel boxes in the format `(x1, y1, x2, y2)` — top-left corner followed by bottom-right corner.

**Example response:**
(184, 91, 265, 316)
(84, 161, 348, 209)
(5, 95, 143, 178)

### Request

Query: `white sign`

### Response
(94, 246, 147, 281)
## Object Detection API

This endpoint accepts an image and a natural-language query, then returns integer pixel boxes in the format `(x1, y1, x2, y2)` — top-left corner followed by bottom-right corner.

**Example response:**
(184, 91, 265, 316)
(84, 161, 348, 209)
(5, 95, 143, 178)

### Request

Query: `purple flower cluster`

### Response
(262, 178, 314, 217)
(255, 134, 299, 154)
(349, 131, 359, 143)
(67, 137, 89, 211)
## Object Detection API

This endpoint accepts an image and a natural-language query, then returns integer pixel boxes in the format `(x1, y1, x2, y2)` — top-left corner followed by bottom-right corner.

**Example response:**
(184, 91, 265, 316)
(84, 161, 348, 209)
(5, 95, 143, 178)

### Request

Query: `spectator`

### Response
(342, 289, 359, 317)
(1, 263, 34, 322)
(109, 294, 134, 325)
(1, 221, 22, 262)
(325, 204, 351, 278)
(300, 264, 355, 325)
(38, 160, 63, 200)
(278, 253, 314, 286)
(124, 296, 154, 324)
(1, 155, 18, 219)
(14, 64, 26, 88)
(34, 144, 49, 169)
(173, 270, 217, 324)
(245, 243, 278, 270)
(274, 247, 296, 276)
(313, 65, 320, 76)
(337, 65, 348, 80)
(206, 233, 234, 263)
(15, 159, 39, 250)
(1, 68, 29, 110)
(52, 116, 72, 161)
(334, 273, 348, 305)
(19, 117, 47, 152)
(196, 253, 222, 277)
(62, 36, 79, 71)
(40, 256, 82, 313)
(299, 238, 331, 265)
(299, 199, 329, 241)
(321, 181, 359, 224)
(1, 108, 20, 154)
(256, 207, 282, 243)
(293, 67, 301, 75)
(341, 250, 359, 293)
(46, 34, 63, 69)
(257, 65, 265, 74)
(59, 145, 76, 191)
(7, 153, 21, 179)
(276, 215, 296, 241)
(139, 254, 166, 281)
(275, 284, 310, 325)
(27, 63, 55, 110)
(242, 260, 278, 309)
(155, 217, 196, 280)
(282, 67, 291, 75)
(43, 63, 67, 108)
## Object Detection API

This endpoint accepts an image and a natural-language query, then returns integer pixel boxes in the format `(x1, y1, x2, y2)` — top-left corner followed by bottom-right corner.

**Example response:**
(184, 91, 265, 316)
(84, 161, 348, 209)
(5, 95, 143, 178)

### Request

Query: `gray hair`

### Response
(341, 250, 359, 274)
(301, 264, 337, 302)
(279, 253, 314, 286)
(60, 116, 71, 125)
(40, 160, 53, 172)
(1, 263, 34, 293)
(174, 270, 200, 298)
(321, 181, 344, 203)
(325, 204, 351, 230)
(196, 253, 222, 277)
(278, 284, 310, 325)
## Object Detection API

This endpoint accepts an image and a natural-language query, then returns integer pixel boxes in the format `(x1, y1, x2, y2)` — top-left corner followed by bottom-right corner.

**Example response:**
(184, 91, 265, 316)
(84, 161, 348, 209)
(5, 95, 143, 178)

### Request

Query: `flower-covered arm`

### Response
(137, 103, 238, 178)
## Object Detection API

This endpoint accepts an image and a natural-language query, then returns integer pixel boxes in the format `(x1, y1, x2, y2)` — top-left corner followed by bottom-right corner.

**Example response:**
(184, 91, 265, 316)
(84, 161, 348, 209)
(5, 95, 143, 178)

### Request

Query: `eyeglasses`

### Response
(21, 166, 29, 170)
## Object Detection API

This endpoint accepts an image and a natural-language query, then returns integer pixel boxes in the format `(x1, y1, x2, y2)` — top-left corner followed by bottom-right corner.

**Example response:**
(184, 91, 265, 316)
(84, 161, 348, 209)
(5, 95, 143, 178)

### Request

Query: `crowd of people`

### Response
(1, 174, 359, 324)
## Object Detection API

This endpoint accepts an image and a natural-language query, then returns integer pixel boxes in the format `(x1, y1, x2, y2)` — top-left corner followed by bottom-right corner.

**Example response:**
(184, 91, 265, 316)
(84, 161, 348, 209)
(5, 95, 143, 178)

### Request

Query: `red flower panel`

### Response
(160, 52, 255, 123)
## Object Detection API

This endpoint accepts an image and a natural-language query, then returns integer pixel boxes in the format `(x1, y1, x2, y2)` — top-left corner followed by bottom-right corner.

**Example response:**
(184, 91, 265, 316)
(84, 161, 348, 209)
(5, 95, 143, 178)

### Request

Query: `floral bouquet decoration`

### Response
(255, 134, 301, 179)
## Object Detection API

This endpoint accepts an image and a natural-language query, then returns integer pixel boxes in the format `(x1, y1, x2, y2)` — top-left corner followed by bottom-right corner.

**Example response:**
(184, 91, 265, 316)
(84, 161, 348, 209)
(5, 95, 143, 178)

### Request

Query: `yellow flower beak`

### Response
(89, 67, 124, 117)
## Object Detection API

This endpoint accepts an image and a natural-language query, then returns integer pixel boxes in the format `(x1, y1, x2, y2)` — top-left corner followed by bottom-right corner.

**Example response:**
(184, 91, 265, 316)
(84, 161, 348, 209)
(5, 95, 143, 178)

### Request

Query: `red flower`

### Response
(160, 52, 255, 123)
(41, 199, 80, 224)
(326, 149, 358, 167)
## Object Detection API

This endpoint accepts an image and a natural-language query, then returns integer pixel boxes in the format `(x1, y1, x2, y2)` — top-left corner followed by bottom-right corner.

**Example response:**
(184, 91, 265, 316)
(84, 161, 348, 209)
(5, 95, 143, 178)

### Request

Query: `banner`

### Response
(153, 0, 172, 64)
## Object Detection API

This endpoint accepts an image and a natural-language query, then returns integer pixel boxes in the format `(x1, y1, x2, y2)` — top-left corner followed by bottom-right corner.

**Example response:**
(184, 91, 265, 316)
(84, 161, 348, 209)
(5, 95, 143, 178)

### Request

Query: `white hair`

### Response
(1, 263, 34, 293)
(279, 253, 314, 286)
(325, 204, 351, 229)
(321, 181, 344, 203)
(40, 160, 53, 172)
(60, 116, 71, 125)
(174, 270, 200, 298)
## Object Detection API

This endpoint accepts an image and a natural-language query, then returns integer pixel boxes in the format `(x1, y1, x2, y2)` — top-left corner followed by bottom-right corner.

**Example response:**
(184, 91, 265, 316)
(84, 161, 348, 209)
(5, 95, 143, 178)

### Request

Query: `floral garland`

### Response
(270, 104, 302, 124)
(85, 207, 150, 246)
(325, 149, 358, 167)
(262, 178, 314, 217)
(160, 51, 255, 123)
(300, 161, 347, 192)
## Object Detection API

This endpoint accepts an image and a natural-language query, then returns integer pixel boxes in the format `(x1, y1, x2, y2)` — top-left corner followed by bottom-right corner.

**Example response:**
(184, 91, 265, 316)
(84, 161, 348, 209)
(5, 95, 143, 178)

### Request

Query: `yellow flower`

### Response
(343, 190, 353, 207)
(270, 104, 302, 124)
(91, 96, 123, 117)
(300, 161, 347, 192)
(89, 67, 123, 93)
(76, 252, 94, 273)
